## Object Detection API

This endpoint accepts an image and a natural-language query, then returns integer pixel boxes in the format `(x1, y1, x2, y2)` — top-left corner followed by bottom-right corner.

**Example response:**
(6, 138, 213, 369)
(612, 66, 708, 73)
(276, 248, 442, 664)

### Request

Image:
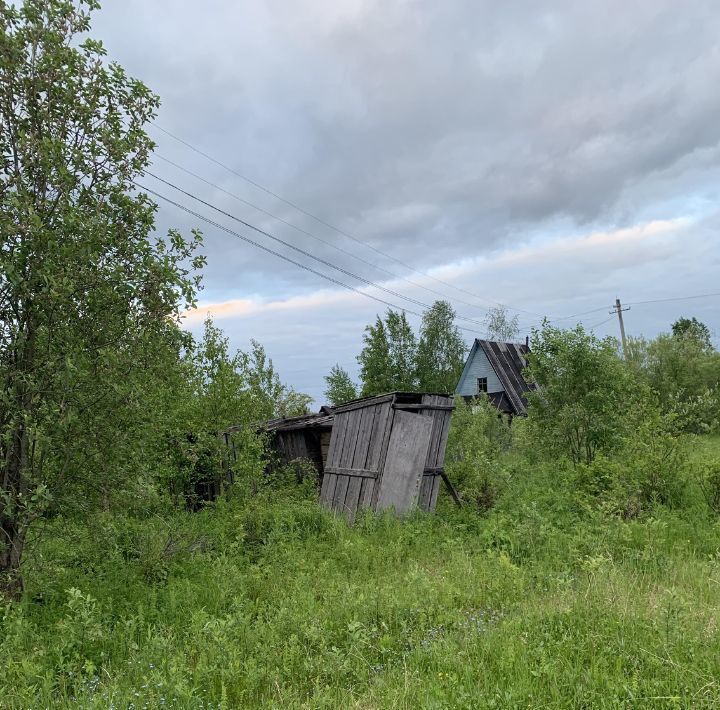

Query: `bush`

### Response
(446, 396, 511, 512)
(575, 416, 688, 518)
(698, 460, 720, 514)
(526, 324, 644, 465)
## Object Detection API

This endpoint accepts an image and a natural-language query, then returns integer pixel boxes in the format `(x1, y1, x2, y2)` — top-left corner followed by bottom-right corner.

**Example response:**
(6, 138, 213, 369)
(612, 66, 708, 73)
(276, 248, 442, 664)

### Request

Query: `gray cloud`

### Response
(89, 0, 720, 399)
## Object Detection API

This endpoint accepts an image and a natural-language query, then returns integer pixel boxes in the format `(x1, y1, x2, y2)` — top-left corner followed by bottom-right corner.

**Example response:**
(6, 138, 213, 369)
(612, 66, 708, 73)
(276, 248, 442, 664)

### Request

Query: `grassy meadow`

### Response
(2, 437, 720, 709)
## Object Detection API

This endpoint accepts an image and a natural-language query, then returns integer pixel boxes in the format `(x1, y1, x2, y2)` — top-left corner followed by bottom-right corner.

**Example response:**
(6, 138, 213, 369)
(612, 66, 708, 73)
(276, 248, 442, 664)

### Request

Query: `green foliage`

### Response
(163, 318, 310, 507)
(0, 0, 204, 594)
(2, 436, 720, 707)
(672, 316, 713, 350)
(357, 309, 420, 396)
(353, 301, 466, 398)
(627, 331, 720, 433)
(415, 300, 467, 393)
(484, 304, 520, 342)
(526, 323, 647, 465)
(446, 396, 511, 511)
(385, 310, 418, 390)
(323, 364, 358, 406)
(357, 315, 394, 396)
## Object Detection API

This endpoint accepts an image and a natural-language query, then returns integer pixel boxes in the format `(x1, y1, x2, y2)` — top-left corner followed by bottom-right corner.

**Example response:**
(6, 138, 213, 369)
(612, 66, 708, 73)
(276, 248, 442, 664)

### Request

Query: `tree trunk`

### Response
(0, 517, 26, 600)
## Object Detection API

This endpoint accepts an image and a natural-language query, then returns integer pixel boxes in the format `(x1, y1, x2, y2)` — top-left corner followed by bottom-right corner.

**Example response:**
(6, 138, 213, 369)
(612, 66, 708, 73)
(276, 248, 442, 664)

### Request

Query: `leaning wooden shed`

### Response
(255, 407, 334, 475)
(319, 392, 456, 521)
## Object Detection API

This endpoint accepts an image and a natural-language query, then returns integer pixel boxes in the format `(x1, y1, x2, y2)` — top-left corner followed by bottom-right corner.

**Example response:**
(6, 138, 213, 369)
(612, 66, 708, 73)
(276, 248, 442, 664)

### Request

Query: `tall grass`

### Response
(2, 439, 720, 708)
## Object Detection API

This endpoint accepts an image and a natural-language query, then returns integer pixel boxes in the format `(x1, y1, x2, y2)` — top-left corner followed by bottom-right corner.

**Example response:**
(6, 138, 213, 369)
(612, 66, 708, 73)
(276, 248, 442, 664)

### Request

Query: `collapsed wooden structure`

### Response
(319, 392, 456, 520)
(245, 391, 458, 519)
(259, 407, 334, 476)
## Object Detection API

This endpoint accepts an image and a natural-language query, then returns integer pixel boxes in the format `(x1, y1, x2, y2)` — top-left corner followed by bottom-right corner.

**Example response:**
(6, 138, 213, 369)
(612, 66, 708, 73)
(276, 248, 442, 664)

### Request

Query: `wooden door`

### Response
(375, 410, 433, 515)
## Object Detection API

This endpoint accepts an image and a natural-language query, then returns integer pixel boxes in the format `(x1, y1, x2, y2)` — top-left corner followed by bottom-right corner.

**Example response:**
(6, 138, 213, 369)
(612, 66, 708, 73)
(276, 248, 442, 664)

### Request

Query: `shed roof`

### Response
(331, 390, 453, 414)
(260, 409, 335, 433)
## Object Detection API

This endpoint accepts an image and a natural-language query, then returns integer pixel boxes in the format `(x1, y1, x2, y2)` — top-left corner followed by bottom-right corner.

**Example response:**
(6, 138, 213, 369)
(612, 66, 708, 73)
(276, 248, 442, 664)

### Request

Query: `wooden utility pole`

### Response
(610, 298, 630, 356)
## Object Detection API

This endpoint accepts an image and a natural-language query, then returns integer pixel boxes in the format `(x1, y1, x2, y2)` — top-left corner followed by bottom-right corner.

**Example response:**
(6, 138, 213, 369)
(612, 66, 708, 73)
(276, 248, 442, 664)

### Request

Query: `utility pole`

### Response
(610, 298, 630, 356)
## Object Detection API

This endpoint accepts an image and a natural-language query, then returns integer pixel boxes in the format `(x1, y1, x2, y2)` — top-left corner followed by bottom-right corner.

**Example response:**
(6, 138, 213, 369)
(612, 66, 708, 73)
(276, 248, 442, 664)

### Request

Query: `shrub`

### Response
(575, 412, 688, 518)
(446, 396, 511, 512)
(526, 324, 644, 465)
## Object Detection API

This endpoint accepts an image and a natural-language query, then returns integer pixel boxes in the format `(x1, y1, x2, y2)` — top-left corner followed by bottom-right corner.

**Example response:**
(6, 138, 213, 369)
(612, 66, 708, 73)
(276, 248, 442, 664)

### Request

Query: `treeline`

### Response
(324, 301, 467, 404)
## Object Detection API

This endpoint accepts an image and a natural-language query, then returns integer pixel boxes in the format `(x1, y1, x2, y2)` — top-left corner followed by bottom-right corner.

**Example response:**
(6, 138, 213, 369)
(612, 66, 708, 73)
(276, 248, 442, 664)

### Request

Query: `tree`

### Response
(0, 0, 204, 597)
(385, 310, 417, 390)
(525, 324, 642, 465)
(416, 301, 467, 393)
(166, 319, 310, 507)
(484, 304, 520, 342)
(324, 365, 358, 406)
(672, 317, 713, 350)
(357, 316, 393, 396)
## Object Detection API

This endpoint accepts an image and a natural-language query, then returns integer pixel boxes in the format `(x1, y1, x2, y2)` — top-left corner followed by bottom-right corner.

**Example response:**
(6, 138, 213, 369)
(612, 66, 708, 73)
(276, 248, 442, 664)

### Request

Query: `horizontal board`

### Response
(324, 466, 379, 479)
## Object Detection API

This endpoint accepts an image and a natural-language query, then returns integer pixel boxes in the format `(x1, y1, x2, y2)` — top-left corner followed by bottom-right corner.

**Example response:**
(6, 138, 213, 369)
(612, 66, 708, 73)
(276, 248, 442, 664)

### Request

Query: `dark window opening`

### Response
(477, 377, 488, 393)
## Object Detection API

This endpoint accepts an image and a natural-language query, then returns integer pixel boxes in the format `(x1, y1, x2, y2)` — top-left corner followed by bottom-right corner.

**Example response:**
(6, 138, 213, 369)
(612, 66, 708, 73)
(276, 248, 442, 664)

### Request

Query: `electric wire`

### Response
(143, 171, 492, 329)
(149, 120, 545, 318)
(626, 292, 720, 307)
(137, 183, 486, 335)
(153, 152, 525, 316)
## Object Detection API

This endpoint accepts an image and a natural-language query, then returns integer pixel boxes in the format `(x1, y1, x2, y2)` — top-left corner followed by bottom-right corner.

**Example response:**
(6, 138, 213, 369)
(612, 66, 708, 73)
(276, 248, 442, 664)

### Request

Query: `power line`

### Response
(149, 121, 544, 318)
(144, 171, 492, 329)
(152, 153, 514, 315)
(626, 292, 720, 307)
(521, 306, 610, 331)
(137, 183, 485, 336)
(586, 315, 615, 330)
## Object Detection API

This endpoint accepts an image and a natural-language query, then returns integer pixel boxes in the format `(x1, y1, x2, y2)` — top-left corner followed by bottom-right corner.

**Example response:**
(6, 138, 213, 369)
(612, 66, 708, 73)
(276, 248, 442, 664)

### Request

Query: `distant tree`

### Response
(357, 316, 393, 396)
(485, 305, 520, 342)
(324, 365, 358, 406)
(416, 301, 467, 393)
(385, 310, 418, 390)
(672, 317, 713, 350)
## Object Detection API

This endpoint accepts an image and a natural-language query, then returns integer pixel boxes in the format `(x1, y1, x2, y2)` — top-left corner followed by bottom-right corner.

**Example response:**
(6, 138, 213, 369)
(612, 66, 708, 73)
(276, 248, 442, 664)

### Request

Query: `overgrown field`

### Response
(2, 438, 720, 709)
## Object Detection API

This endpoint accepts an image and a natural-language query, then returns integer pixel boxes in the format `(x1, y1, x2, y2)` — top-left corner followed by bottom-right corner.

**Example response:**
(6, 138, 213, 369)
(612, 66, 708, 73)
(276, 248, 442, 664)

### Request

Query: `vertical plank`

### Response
(320, 473, 337, 505)
(370, 402, 396, 510)
(430, 403, 454, 511)
(332, 410, 361, 512)
(375, 410, 433, 515)
(418, 395, 441, 510)
(344, 406, 375, 522)
(321, 412, 348, 507)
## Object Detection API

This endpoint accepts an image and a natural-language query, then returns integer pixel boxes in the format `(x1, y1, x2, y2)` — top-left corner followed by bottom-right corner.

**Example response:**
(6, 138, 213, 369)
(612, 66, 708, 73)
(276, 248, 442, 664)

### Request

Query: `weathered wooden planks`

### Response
(375, 410, 433, 514)
(417, 394, 454, 512)
(319, 392, 454, 520)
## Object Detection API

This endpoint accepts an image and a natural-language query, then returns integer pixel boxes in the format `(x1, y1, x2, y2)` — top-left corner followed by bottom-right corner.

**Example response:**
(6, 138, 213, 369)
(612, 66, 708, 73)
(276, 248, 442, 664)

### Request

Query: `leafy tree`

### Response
(324, 365, 358, 406)
(416, 301, 467, 393)
(165, 319, 310, 508)
(672, 317, 712, 350)
(357, 316, 393, 396)
(526, 324, 643, 466)
(385, 310, 417, 390)
(0, 0, 205, 596)
(484, 304, 520, 342)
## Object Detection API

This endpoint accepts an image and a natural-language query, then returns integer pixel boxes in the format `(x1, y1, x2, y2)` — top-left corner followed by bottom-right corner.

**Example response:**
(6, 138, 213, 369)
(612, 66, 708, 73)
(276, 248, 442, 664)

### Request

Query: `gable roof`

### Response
(457, 339, 533, 415)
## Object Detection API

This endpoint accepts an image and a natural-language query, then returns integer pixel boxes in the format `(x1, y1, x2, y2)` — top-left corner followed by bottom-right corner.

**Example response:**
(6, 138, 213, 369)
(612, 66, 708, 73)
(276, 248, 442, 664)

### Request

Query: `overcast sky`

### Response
(93, 0, 720, 404)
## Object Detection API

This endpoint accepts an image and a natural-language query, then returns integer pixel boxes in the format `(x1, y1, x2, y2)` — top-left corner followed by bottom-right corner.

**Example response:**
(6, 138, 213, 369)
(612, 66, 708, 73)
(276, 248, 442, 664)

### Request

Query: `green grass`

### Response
(3, 439, 720, 708)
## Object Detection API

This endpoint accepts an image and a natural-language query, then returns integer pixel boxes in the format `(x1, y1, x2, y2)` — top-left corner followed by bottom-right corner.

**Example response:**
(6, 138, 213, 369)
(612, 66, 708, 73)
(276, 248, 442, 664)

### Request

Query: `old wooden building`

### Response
(256, 407, 334, 475)
(319, 392, 456, 520)
(455, 339, 534, 415)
